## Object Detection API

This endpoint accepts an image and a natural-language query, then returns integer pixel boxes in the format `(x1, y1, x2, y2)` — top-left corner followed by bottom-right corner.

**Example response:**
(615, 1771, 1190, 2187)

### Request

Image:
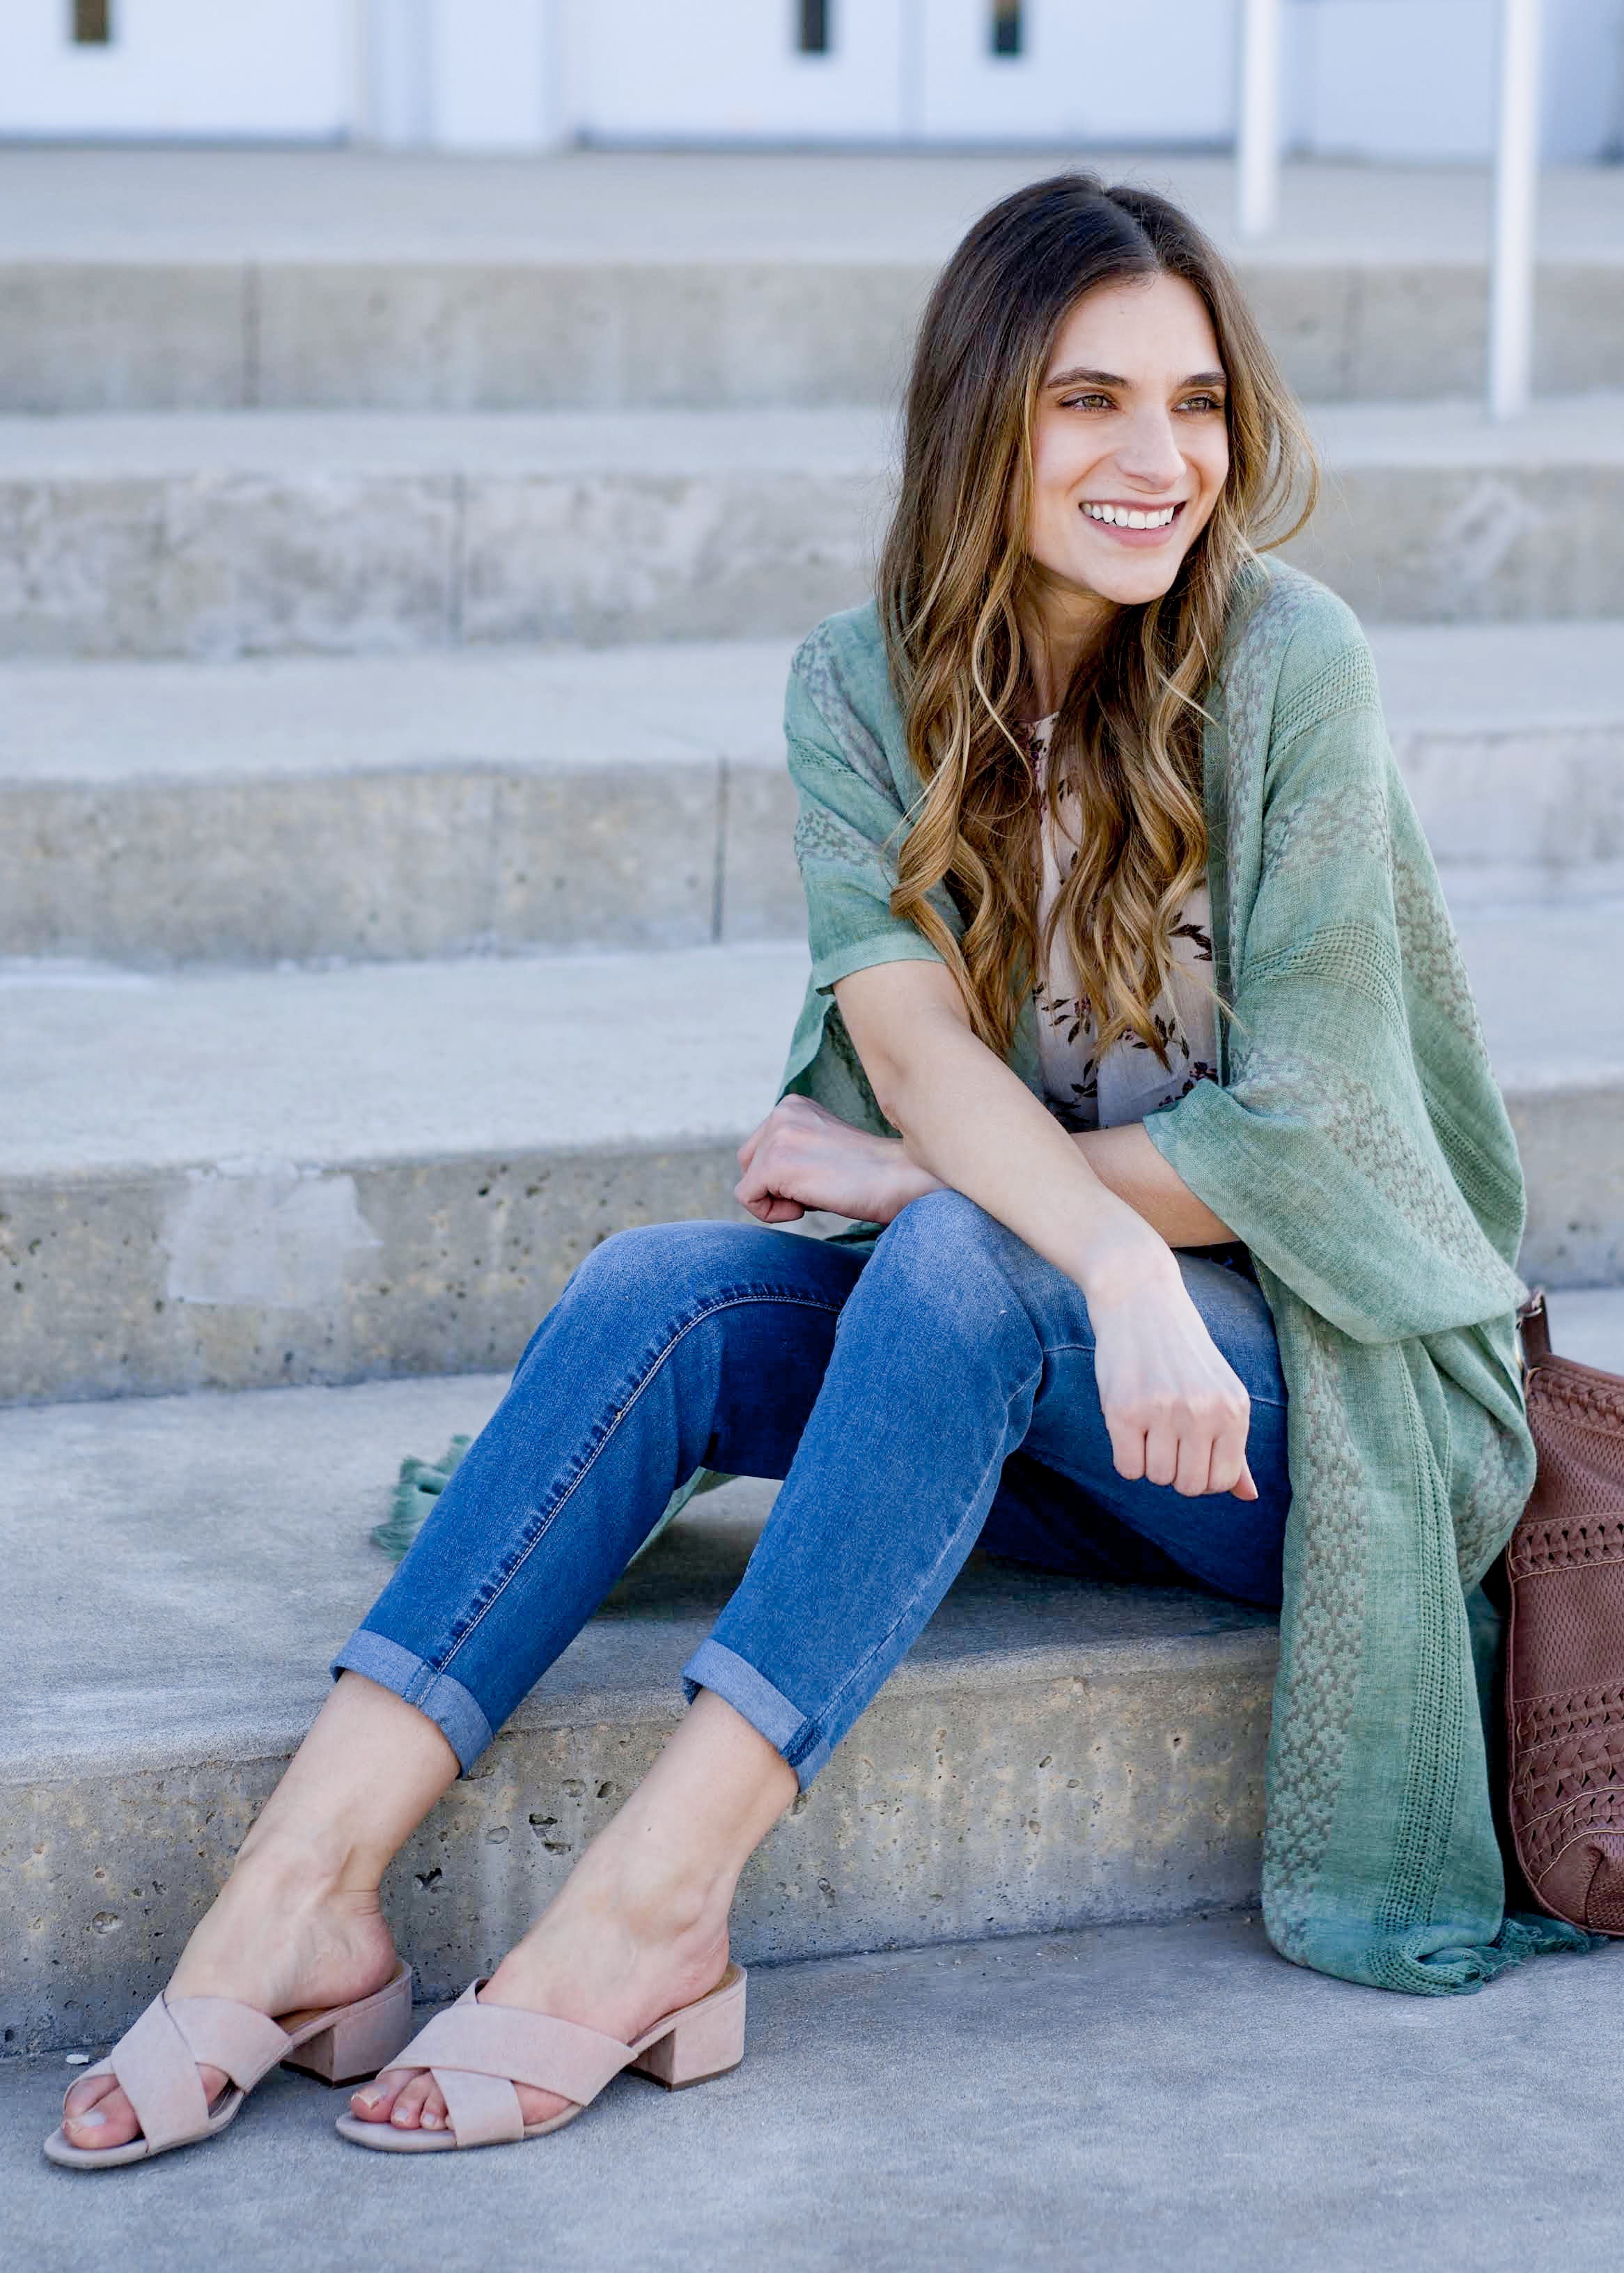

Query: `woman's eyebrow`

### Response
(1044, 366, 1228, 390)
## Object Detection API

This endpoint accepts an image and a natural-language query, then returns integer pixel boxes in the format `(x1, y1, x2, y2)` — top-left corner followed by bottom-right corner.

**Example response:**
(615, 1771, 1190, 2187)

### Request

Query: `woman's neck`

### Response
(1020, 580, 1116, 718)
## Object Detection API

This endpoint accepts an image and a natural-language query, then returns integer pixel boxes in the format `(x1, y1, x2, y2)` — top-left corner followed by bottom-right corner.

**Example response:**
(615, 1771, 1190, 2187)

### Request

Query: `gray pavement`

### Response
(4, 1915, 1623, 2273)
(3, 146, 1623, 262)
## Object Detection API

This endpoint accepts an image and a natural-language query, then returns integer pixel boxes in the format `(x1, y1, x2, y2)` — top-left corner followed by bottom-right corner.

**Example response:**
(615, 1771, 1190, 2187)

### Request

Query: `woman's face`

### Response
(1025, 272, 1231, 612)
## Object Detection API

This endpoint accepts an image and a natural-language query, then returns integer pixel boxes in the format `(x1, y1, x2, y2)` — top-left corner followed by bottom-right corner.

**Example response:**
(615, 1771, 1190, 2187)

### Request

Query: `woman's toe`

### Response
(62, 2076, 141, 2150)
(389, 2072, 437, 2129)
(349, 2068, 407, 2124)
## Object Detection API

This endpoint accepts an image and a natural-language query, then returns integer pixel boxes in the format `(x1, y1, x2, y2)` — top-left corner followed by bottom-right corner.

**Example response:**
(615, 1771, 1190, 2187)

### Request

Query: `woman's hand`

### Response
(734, 1096, 940, 1227)
(1084, 1232, 1258, 1500)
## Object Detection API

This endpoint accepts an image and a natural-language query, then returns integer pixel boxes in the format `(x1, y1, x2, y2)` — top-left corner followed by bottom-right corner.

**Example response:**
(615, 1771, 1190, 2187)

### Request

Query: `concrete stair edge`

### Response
(4, 399, 1624, 656)
(0, 1371, 1282, 2050)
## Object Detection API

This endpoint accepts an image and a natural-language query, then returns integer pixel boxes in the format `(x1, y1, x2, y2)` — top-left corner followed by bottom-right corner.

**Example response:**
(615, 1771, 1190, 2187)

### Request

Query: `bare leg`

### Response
(351, 1689, 796, 2134)
(61, 1673, 457, 2150)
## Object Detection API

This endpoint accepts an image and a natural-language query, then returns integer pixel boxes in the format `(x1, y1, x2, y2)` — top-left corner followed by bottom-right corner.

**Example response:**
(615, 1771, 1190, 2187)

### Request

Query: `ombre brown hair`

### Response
(879, 172, 1318, 1061)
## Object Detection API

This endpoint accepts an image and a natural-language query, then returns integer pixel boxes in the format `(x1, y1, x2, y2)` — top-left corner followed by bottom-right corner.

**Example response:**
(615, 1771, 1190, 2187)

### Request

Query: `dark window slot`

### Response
(72, 0, 111, 43)
(797, 0, 831, 56)
(992, 1, 1022, 57)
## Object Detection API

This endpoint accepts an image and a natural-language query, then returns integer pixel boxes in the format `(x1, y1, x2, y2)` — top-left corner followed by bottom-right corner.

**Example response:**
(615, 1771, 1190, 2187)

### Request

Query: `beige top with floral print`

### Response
(1027, 713, 1217, 1133)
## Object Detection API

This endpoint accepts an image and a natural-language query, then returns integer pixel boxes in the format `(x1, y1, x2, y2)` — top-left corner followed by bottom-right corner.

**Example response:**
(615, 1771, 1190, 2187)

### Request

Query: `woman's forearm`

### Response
(837, 963, 1235, 1263)
(1069, 1123, 1236, 1248)
(838, 967, 1169, 1304)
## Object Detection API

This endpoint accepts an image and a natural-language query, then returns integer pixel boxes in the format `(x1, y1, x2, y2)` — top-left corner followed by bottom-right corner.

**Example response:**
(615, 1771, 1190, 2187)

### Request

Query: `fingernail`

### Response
(72, 2111, 108, 2130)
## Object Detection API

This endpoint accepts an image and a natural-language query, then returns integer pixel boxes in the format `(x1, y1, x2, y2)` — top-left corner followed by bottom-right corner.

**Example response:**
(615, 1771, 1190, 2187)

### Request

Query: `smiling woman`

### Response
(47, 171, 1588, 2180)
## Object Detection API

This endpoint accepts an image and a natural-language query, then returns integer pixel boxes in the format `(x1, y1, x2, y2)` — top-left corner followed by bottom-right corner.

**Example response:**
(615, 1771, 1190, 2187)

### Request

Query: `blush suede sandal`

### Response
(42, 1961, 415, 2170)
(334, 1962, 747, 2152)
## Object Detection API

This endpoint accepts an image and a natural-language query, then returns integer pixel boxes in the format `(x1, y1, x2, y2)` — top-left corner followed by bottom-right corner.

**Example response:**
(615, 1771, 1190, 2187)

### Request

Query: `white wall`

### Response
(1286, 0, 1624, 163)
(0, 0, 352, 141)
(5, 0, 1623, 162)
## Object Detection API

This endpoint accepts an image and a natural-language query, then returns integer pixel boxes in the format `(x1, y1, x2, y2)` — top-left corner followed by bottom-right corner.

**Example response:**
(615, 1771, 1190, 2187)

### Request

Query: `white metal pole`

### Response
(1489, 0, 1543, 419)
(1236, 0, 1284, 238)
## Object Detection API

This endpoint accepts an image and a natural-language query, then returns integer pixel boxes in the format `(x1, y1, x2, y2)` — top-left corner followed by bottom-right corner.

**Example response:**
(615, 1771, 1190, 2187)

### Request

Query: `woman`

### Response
(49, 173, 1583, 2170)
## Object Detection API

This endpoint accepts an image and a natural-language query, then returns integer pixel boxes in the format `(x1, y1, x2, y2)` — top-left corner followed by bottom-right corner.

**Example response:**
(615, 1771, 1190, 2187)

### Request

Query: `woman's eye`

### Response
(1061, 392, 1113, 412)
(1178, 394, 1224, 414)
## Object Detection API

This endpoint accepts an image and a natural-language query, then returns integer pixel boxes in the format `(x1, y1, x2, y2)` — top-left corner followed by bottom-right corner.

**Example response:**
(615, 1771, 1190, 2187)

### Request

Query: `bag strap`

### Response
(1518, 1287, 1552, 1369)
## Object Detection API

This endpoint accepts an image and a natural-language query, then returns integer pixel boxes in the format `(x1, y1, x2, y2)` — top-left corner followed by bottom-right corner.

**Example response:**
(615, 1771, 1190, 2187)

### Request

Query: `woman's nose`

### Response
(1112, 409, 1185, 488)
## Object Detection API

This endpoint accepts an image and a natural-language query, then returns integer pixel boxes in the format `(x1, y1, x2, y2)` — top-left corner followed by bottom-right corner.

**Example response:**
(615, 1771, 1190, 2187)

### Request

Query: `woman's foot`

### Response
(59, 1829, 399, 2154)
(348, 1831, 731, 2135)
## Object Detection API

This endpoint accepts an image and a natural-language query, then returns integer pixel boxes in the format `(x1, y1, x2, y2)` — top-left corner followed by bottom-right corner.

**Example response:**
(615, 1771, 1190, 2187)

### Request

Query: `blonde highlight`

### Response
(879, 174, 1318, 1062)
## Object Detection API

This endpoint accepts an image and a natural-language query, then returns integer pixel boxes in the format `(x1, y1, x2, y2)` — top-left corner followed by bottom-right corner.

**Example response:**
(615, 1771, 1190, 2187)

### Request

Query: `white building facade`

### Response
(4, 0, 1623, 162)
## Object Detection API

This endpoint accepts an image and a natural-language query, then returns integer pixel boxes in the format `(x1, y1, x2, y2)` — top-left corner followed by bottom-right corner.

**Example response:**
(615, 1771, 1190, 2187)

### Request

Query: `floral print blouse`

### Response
(1027, 714, 1217, 1134)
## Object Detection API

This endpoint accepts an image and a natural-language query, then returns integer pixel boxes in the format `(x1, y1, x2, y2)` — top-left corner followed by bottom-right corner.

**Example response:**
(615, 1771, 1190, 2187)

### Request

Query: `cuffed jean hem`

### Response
(331, 1629, 494, 1776)
(680, 1637, 832, 1790)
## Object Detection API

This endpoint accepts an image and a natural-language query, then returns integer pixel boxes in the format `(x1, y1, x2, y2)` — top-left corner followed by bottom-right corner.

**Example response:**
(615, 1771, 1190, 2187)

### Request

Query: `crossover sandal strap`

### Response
(72, 1993, 290, 2154)
(389, 1985, 637, 2149)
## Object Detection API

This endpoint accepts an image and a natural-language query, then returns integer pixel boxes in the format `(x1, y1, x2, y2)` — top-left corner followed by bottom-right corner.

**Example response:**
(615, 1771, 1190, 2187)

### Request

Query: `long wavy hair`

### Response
(879, 173, 1318, 1061)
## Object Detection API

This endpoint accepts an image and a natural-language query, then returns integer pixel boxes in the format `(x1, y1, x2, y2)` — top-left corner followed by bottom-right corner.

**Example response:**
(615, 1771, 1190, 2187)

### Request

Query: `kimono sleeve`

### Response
(784, 648, 948, 995)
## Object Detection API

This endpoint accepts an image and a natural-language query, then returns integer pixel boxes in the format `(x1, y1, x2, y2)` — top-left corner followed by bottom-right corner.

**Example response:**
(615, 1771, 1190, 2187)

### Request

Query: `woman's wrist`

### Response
(1063, 1198, 1179, 1311)
(874, 1140, 943, 1223)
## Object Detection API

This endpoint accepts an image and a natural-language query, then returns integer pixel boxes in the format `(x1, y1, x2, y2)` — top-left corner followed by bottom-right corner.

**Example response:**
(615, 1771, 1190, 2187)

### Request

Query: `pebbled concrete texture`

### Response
(0, 623, 1619, 963)
(3, 398, 1624, 658)
(5, 1916, 1624, 2273)
(0, 1374, 1276, 2053)
(0, 915, 1618, 1404)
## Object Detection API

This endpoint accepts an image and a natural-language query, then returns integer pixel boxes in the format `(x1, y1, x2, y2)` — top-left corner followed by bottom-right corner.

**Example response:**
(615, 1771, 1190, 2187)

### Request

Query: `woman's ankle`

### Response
(232, 1808, 385, 1903)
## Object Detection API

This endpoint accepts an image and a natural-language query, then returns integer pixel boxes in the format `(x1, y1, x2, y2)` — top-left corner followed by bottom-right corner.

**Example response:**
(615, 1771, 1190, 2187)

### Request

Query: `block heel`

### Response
(628, 1973, 747, 2089)
(282, 1964, 416, 2086)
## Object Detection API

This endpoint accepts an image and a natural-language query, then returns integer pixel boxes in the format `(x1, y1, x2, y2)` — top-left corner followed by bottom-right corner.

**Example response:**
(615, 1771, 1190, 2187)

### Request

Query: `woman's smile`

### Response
(1079, 497, 1186, 541)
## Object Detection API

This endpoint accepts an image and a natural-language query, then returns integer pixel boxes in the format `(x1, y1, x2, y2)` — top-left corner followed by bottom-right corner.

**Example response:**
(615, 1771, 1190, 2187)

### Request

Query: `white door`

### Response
(558, 0, 907, 143)
(0, 0, 352, 140)
(916, 0, 1242, 144)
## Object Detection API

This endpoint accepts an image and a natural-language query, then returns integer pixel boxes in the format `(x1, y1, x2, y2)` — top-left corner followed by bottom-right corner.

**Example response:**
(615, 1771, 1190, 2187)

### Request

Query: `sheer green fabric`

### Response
(777, 561, 1599, 1992)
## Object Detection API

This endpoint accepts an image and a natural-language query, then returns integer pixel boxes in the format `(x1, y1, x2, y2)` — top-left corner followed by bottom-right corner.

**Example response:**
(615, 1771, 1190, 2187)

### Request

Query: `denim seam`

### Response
(797, 1356, 1047, 1753)
(435, 1285, 845, 1683)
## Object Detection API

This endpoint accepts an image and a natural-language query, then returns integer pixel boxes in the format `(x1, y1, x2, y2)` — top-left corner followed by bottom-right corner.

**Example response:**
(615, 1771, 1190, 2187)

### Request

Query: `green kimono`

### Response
(779, 557, 1597, 1994)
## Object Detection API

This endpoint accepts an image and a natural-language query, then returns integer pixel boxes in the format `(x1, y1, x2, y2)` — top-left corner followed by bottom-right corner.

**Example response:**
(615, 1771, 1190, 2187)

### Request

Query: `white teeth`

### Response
(1082, 502, 1178, 529)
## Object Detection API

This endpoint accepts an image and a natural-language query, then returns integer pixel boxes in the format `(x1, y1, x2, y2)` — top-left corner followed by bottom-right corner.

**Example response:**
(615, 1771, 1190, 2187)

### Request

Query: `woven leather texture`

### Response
(1506, 1349, 1624, 1930)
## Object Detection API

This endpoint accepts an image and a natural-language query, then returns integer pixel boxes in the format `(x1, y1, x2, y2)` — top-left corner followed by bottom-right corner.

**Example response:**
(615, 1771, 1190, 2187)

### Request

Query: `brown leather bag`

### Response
(1502, 1290, 1624, 1932)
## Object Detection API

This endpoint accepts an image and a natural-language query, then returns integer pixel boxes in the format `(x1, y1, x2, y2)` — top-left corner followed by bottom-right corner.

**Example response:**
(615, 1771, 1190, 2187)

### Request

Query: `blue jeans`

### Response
(335, 1193, 1290, 1787)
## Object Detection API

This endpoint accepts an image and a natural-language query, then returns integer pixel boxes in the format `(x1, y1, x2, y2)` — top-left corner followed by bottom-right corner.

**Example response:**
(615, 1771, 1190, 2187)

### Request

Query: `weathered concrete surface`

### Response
(6, 1918, 1624, 2273)
(0, 1372, 1277, 2052)
(0, 623, 1618, 963)
(6, 254, 1623, 412)
(0, 917, 1618, 1403)
(2, 398, 1623, 658)
(3, 146, 1624, 413)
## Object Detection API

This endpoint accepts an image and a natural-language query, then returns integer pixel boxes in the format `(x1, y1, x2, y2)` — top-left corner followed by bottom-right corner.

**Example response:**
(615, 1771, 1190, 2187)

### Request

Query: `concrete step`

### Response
(10, 1285, 1623, 2058)
(1, 623, 1620, 965)
(7, 253, 1623, 417)
(6, 147, 1624, 416)
(3, 397, 1623, 660)
(0, 642, 801, 965)
(0, 1370, 1281, 2054)
(1, 924, 1618, 1407)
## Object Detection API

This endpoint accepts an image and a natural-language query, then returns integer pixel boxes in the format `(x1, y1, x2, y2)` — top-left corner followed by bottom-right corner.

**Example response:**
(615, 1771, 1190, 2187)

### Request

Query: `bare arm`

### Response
(736, 959, 1255, 1500)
